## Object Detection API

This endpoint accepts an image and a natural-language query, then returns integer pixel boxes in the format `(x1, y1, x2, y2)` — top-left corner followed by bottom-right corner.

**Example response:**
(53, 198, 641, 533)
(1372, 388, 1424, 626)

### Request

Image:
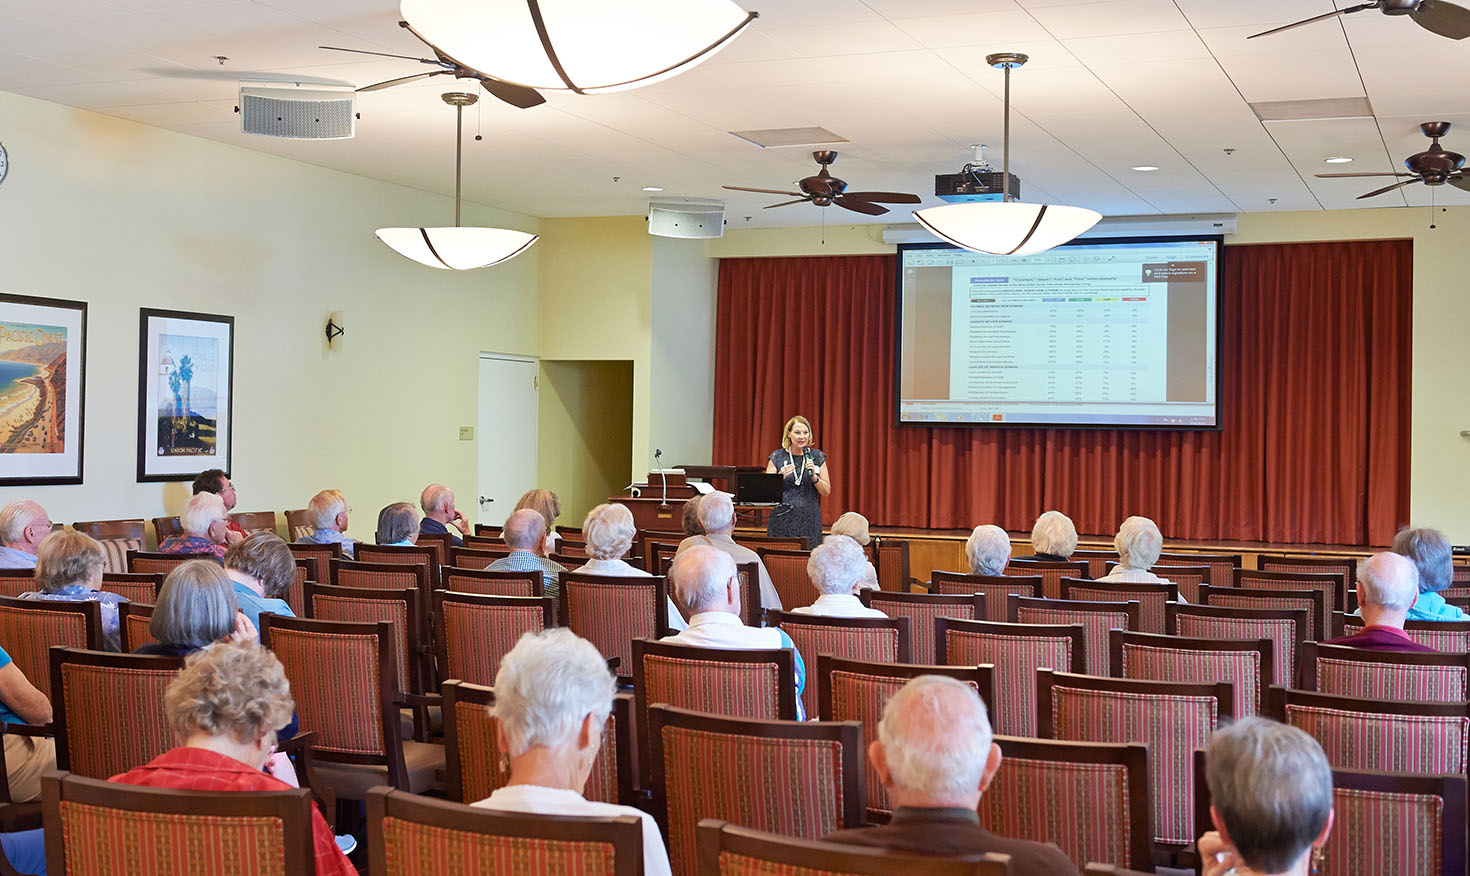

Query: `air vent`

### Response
(239, 81, 356, 140)
(1249, 97, 1373, 122)
(729, 126, 848, 148)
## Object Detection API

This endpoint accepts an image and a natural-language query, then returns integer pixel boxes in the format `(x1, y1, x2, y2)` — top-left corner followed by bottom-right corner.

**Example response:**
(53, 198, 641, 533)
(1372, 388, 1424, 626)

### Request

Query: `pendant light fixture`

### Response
(914, 54, 1100, 256)
(376, 92, 538, 270)
(398, 0, 758, 95)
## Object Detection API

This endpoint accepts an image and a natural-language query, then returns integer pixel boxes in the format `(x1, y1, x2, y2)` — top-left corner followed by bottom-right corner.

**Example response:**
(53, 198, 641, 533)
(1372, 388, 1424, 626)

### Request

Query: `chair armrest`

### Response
(397, 692, 443, 709)
(605, 657, 621, 672)
(2, 723, 52, 738)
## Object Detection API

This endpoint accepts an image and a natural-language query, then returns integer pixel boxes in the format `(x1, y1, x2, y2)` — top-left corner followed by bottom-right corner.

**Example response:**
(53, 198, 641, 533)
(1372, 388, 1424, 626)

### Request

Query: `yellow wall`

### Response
(535, 360, 634, 526)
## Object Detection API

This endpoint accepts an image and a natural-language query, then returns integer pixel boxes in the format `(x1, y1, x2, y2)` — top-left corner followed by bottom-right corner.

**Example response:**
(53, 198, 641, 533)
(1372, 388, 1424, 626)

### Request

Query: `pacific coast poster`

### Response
(0, 294, 87, 485)
(138, 309, 232, 482)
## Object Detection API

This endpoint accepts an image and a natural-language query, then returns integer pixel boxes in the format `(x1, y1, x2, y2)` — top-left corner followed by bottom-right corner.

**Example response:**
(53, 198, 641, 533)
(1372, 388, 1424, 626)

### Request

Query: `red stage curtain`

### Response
(712, 240, 1411, 545)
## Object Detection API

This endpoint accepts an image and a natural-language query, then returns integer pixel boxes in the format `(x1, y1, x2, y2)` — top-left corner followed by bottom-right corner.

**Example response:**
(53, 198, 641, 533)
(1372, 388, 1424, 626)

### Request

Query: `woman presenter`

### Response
(764, 415, 830, 548)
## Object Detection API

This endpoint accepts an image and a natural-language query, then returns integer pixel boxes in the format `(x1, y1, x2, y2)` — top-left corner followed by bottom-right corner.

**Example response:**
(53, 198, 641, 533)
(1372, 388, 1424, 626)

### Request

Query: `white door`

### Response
(477, 354, 539, 526)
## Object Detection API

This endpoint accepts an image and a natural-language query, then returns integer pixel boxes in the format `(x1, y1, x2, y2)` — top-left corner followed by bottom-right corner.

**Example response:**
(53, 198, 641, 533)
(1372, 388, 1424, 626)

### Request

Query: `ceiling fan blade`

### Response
(320, 45, 437, 63)
(835, 197, 889, 216)
(477, 76, 546, 109)
(1413, 0, 1470, 38)
(1449, 174, 1470, 191)
(762, 198, 811, 209)
(1357, 179, 1420, 199)
(841, 191, 922, 204)
(1247, 2, 1379, 38)
(1314, 172, 1417, 178)
(357, 70, 447, 92)
(723, 186, 805, 196)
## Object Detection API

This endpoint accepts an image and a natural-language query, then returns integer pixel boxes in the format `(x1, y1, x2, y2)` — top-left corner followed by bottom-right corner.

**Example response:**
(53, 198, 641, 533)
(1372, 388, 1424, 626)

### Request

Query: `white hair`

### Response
(420, 484, 452, 515)
(807, 536, 868, 596)
(0, 501, 46, 546)
(879, 676, 992, 799)
(670, 545, 738, 614)
(308, 490, 346, 530)
(180, 492, 228, 537)
(830, 512, 871, 546)
(696, 493, 735, 533)
(1357, 551, 1420, 612)
(502, 508, 546, 551)
(965, 525, 1010, 575)
(1114, 516, 1163, 570)
(583, 503, 636, 560)
(1031, 511, 1078, 557)
(492, 628, 615, 757)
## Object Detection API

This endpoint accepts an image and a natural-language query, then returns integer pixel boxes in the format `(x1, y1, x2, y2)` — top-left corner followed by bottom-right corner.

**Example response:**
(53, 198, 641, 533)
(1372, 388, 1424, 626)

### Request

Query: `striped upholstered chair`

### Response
(0, 572, 34, 599)
(368, 786, 643, 876)
(1167, 602, 1308, 688)
(117, 602, 157, 652)
(1199, 584, 1328, 643)
(1257, 553, 1357, 590)
(441, 681, 634, 806)
(228, 510, 278, 537)
(0, 596, 102, 700)
(1110, 629, 1274, 717)
(1040, 669, 1233, 865)
(870, 537, 911, 592)
(72, 520, 146, 575)
(1061, 578, 1176, 635)
(1102, 562, 1208, 605)
(42, 771, 317, 875)
(1233, 568, 1344, 643)
(287, 541, 340, 586)
(1008, 595, 1139, 677)
(447, 547, 510, 569)
(858, 591, 984, 665)
(816, 655, 993, 821)
(125, 550, 196, 575)
(1335, 612, 1470, 652)
(1068, 550, 1116, 580)
(354, 544, 440, 594)
(754, 548, 813, 611)
(331, 560, 431, 597)
(1005, 559, 1090, 600)
(1267, 687, 1470, 775)
(149, 516, 183, 544)
(937, 617, 1085, 738)
(930, 571, 1041, 621)
(284, 509, 315, 542)
(98, 572, 163, 605)
(307, 583, 429, 713)
(439, 566, 542, 597)
(650, 705, 864, 876)
(1154, 551, 1240, 595)
(560, 573, 670, 683)
(768, 612, 911, 719)
(980, 735, 1153, 873)
(434, 591, 556, 686)
(1298, 642, 1470, 703)
(49, 648, 184, 779)
(695, 819, 1013, 875)
(411, 531, 452, 566)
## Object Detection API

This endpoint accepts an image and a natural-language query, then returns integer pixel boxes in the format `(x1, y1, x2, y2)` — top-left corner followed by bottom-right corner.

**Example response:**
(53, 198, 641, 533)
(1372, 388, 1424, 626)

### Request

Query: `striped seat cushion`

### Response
(946, 630, 1072, 738)
(932, 579, 1035, 621)
(452, 701, 620, 806)
(1, 607, 91, 700)
(1207, 591, 1321, 641)
(124, 612, 157, 651)
(1177, 614, 1299, 687)
(443, 573, 536, 597)
(61, 664, 175, 779)
(1341, 617, 1470, 652)
(1016, 605, 1129, 676)
(1287, 705, 1470, 775)
(0, 574, 33, 598)
(762, 556, 810, 613)
(643, 656, 783, 720)
(978, 757, 1137, 871)
(1316, 659, 1469, 703)
(443, 602, 548, 687)
(1236, 574, 1334, 642)
(99, 579, 157, 604)
(311, 595, 411, 695)
(380, 816, 617, 875)
(1005, 566, 1066, 600)
(271, 629, 384, 756)
(780, 624, 899, 720)
(1068, 586, 1167, 635)
(1321, 787, 1444, 876)
(1120, 643, 1263, 716)
(98, 538, 144, 575)
(564, 580, 659, 676)
(866, 599, 973, 665)
(337, 568, 420, 590)
(1164, 571, 1205, 604)
(59, 801, 288, 875)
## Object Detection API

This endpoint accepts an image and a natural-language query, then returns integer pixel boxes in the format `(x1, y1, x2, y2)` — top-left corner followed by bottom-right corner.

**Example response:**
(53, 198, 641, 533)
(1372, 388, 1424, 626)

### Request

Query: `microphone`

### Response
(655, 448, 670, 511)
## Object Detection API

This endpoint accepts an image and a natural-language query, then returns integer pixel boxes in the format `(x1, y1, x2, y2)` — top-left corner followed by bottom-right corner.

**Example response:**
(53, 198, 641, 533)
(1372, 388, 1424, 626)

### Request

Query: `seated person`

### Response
(829, 511, 879, 590)
(472, 628, 672, 876)
(21, 531, 126, 651)
(574, 503, 687, 632)
(514, 489, 563, 555)
(0, 640, 54, 804)
(110, 642, 355, 874)
(487, 509, 566, 599)
(681, 499, 704, 537)
(1198, 717, 1334, 876)
(824, 675, 1077, 875)
(1394, 527, 1468, 621)
(375, 502, 420, 546)
(1325, 552, 1432, 652)
(1013, 510, 1079, 563)
(676, 493, 782, 610)
(663, 546, 806, 719)
(964, 525, 1010, 576)
(298, 489, 356, 558)
(0, 501, 49, 570)
(224, 533, 297, 630)
(158, 493, 231, 560)
(418, 484, 468, 547)
(790, 537, 886, 618)
(192, 468, 245, 543)
(1095, 516, 1176, 590)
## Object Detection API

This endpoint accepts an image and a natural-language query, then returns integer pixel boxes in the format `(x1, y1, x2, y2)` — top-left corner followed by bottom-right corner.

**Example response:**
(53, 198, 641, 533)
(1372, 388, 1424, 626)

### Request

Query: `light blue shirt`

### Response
(20, 586, 127, 651)
(299, 528, 355, 558)
(232, 580, 293, 630)
(0, 547, 37, 570)
(1408, 589, 1470, 622)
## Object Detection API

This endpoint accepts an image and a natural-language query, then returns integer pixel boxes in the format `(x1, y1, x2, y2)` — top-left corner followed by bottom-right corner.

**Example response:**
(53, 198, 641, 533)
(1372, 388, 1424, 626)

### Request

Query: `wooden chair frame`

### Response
(936, 616, 1088, 672)
(1004, 559, 1090, 599)
(1165, 601, 1308, 688)
(1069, 549, 1119, 580)
(117, 601, 156, 652)
(288, 540, 342, 585)
(1231, 568, 1345, 632)
(71, 519, 145, 541)
(353, 543, 441, 591)
(736, 534, 809, 552)
(125, 549, 207, 574)
(305, 582, 430, 698)
(559, 572, 671, 682)
(1199, 584, 1328, 643)
(1331, 612, 1470, 648)
(859, 590, 985, 664)
(0, 596, 103, 699)
(99, 571, 163, 604)
(49, 647, 186, 776)
(432, 591, 556, 687)
(284, 509, 315, 542)
(870, 536, 911, 592)
(816, 654, 995, 721)
(754, 546, 814, 611)
(439, 565, 543, 597)
(472, 523, 502, 538)
(695, 818, 1012, 875)
(149, 516, 182, 544)
(1297, 641, 1470, 696)
(1060, 577, 1176, 634)
(1256, 553, 1358, 587)
(931, 571, 1042, 620)
(768, 611, 912, 717)
(449, 546, 510, 569)
(1110, 628, 1274, 714)
(229, 510, 279, 535)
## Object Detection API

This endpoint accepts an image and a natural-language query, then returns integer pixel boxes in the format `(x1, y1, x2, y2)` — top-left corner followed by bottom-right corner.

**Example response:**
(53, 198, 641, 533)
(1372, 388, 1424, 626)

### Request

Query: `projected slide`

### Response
(897, 238, 1220, 428)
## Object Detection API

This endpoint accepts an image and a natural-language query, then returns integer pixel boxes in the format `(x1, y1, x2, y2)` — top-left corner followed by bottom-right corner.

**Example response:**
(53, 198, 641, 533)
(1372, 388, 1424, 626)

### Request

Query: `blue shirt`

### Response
(0, 547, 37, 570)
(299, 529, 356, 558)
(232, 580, 294, 630)
(1409, 589, 1470, 622)
(0, 645, 22, 724)
(418, 517, 463, 547)
(487, 551, 566, 599)
(20, 586, 128, 651)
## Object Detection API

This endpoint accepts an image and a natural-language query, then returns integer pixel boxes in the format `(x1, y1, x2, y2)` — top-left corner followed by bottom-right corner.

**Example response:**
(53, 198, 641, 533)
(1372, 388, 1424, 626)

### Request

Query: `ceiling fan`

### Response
(1248, 0, 1470, 40)
(1316, 121, 1470, 198)
(722, 151, 921, 216)
(321, 21, 545, 108)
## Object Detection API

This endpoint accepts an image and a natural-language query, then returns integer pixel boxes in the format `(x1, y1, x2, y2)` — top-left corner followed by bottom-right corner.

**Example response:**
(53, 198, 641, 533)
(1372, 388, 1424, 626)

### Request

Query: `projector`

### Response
(935, 168, 1021, 203)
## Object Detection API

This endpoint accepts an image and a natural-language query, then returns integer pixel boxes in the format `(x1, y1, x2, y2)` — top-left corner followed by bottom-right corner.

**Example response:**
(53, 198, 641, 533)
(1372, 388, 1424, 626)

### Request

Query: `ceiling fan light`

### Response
(376, 226, 539, 270)
(399, 0, 756, 93)
(913, 202, 1102, 257)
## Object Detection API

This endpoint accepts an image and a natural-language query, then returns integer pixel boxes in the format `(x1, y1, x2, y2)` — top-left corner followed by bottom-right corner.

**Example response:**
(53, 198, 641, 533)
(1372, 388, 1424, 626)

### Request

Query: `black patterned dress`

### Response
(766, 447, 827, 549)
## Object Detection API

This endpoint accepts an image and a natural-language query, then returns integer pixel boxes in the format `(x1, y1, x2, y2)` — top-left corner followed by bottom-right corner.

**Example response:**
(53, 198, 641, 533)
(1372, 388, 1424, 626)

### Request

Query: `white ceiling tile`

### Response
(1020, 0, 1192, 39)
(761, 20, 922, 56)
(890, 11, 1055, 48)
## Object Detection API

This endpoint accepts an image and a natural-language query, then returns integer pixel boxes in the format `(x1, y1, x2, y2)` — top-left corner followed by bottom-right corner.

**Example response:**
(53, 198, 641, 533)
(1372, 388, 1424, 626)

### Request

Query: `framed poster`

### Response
(0, 293, 87, 485)
(137, 308, 233, 482)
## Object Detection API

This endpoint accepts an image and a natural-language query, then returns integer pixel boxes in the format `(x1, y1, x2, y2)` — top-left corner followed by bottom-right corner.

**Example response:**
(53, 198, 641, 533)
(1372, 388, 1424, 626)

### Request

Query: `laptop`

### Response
(735, 473, 784, 505)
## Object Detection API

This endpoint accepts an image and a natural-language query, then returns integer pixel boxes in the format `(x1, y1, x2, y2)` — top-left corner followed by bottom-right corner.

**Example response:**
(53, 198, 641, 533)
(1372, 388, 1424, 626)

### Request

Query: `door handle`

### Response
(479, 496, 493, 505)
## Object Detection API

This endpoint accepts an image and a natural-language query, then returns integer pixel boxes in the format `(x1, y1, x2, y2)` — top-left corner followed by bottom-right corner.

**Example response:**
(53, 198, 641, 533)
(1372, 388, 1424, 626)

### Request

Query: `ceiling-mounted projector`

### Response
(935, 145, 1020, 203)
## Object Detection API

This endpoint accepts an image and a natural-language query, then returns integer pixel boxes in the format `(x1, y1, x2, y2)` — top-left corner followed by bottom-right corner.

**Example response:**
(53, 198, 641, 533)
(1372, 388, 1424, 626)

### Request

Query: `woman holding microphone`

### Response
(764, 415, 831, 549)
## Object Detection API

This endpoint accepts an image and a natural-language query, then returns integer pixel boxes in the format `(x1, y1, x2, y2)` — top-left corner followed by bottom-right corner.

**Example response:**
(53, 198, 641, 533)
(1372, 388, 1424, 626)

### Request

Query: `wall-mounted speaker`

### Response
(238, 82, 356, 140)
(647, 200, 725, 239)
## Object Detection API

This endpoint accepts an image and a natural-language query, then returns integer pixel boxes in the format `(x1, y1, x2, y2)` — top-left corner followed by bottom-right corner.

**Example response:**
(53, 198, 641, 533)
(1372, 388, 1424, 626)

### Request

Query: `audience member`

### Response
(662, 546, 806, 719)
(488, 509, 567, 599)
(109, 642, 356, 871)
(472, 629, 672, 876)
(299, 489, 356, 558)
(0, 501, 49, 570)
(1325, 551, 1431, 652)
(1095, 516, 1176, 589)
(418, 483, 468, 547)
(675, 493, 782, 610)
(681, 499, 704, 537)
(830, 511, 879, 590)
(1393, 527, 1468, 621)
(192, 468, 245, 543)
(158, 493, 231, 560)
(223, 533, 298, 630)
(823, 675, 1077, 874)
(1014, 510, 1078, 562)
(573, 503, 686, 630)
(791, 537, 885, 618)
(22, 531, 126, 651)
(1198, 717, 1334, 876)
(514, 489, 563, 554)
(137, 560, 251, 657)
(375, 502, 420, 546)
(964, 525, 1011, 576)
(0, 637, 54, 803)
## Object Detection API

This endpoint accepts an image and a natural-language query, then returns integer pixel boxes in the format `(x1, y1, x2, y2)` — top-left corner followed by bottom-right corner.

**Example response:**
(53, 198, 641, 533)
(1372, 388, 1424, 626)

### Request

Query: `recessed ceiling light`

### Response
(1131, 165, 1160, 172)
(1324, 156, 1354, 164)
(642, 186, 664, 192)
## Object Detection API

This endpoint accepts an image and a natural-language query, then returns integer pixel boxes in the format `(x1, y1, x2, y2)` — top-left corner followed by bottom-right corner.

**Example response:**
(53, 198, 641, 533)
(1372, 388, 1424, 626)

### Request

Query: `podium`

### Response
(610, 496, 688, 532)
(678, 464, 765, 494)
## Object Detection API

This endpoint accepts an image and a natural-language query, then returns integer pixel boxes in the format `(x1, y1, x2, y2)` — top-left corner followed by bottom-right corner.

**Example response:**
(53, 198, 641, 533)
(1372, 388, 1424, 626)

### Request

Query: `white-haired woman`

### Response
(574, 503, 687, 631)
(1096, 516, 1177, 591)
(1014, 510, 1078, 562)
(474, 629, 672, 876)
(791, 537, 885, 618)
(964, 525, 1011, 576)
(830, 512, 880, 590)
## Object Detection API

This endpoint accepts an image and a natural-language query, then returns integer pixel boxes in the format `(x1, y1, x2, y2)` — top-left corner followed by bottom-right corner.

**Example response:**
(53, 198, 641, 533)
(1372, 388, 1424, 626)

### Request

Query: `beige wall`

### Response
(649, 235, 717, 468)
(535, 360, 634, 527)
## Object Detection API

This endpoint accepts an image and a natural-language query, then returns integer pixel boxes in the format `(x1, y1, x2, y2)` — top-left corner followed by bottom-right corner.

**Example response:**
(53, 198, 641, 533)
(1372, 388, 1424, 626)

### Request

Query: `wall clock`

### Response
(0, 141, 7, 185)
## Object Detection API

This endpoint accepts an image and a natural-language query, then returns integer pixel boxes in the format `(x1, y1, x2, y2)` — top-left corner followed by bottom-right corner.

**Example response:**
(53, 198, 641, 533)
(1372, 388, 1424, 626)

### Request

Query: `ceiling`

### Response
(5, 0, 1470, 227)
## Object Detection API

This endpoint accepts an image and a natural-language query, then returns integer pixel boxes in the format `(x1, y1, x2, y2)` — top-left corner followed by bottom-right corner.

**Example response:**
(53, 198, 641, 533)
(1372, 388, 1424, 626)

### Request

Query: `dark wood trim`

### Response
(1037, 669, 1235, 741)
(1297, 641, 1470, 693)
(48, 647, 186, 774)
(432, 592, 555, 685)
(1232, 567, 1346, 613)
(739, 535, 810, 552)
(696, 818, 1011, 874)
(125, 549, 208, 573)
(1332, 611, 1470, 642)
(354, 543, 441, 588)
(286, 541, 341, 585)
(1110, 628, 1273, 712)
(439, 565, 543, 597)
(0, 595, 104, 659)
(816, 654, 994, 721)
(1062, 577, 1179, 607)
(870, 536, 911, 592)
(860, 590, 985, 661)
(72, 519, 146, 542)
(767, 610, 913, 661)
(930, 571, 1043, 595)
(1198, 584, 1328, 642)
(1007, 594, 1142, 634)
(935, 617, 1088, 674)
(439, 679, 491, 803)
(735, 561, 761, 627)
(1266, 684, 1470, 725)
(1165, 600, 1309, 652)
(117, 601, 156, 651)
(1155, 551, 1242, 569)
(330, 559, 431, 595)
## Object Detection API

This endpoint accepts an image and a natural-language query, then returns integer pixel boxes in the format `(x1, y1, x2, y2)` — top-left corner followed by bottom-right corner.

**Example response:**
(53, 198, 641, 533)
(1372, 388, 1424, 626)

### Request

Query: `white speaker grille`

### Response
(240, 93, 355, 140)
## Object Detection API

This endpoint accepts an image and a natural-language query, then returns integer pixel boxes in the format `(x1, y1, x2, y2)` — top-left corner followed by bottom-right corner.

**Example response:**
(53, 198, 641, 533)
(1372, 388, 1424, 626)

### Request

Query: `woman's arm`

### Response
(0, 662, 51, 725)
(813, 462, 832, 497)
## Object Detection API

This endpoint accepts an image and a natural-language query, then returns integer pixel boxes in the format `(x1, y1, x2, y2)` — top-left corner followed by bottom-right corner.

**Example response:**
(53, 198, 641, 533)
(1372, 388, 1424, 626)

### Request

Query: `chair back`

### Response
(307, 583, 424, 696)
(1268, 687, 1470, 775)
(695, 819, 1013, 875)
(473, 523, 502, 538)
(1199, 584, 1328, 642)
(736, 534, 808, 552)
(1008, 595, 1139, 676)
(0, 597, 103, 700)
(287, 541, 340, 584)
(560, 573, 669, 682)
(1111, 629, 1272, 717)
(1232, 568, 1343, 640)
(125, 550, 197, 575)
(1154, 552, 1240, 598)
(860, 591, 984, 664)
(1167, 602, 1308, 687)
(769, 612, 911, 719)
(937, 617, 1085, 738)
(229, 510, 278, 536)
(118, 602, 157, 652)
(1104, 561, 1208, 604)
(42, 771, 316, 876)
(50, 648, 184, 779)
(650, 705, 863, 876)
(644, 540, 682, 576)
(1335, 613, 1470, 652)
(354, 543, 440, 591)
(870, 537, 910, 592)
(448, 547, 509, 569)
(461, 534, 505, 551)
(149, 516, 183, 544)
(1257, 553, 1357, 590)
(1005, 559, 1089, 600)
(285, 560, 309, 617)
(99, 572, 163, 604)
(367, 785, 644, 876)
(0, 571, 34, 598)
(755, 548, 814, 612)
(1299, 642, 1470, 703)
(1068, 549, 1117, 580)
(412, 531, 453, 565)
(817, 655, 993, 821)
(434, 592, 555, 687)
(72, 519, 146, 574)
(982, 736, 1153, 873)
(440, 566, 542, 597)
(331, 559, 430, 595)
(284, 509, 315, 541)
(930, 571, 1041, 621)
(1060, 577, 1175, 634)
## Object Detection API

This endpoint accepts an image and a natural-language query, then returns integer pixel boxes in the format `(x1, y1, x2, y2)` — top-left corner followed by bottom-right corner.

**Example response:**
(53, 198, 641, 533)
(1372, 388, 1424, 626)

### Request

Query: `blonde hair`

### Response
(514, 489, 562, 531)
(35, 530, 106, 593)
(780, 415, 813, 452)
(830, 512, 870, 545)
(165, 641, 294, 746)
